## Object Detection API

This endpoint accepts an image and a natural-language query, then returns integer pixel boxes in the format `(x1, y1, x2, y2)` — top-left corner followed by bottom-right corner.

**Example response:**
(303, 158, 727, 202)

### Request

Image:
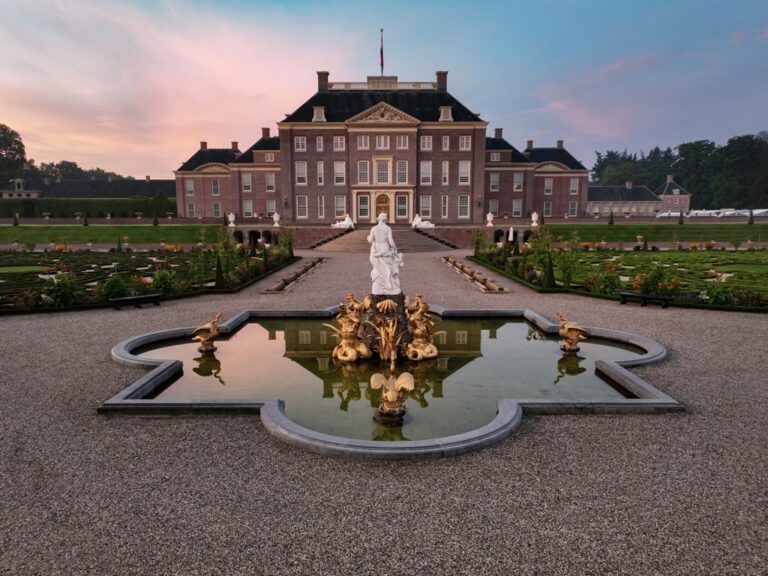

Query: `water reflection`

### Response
(553, 353, 587, 385)
(192, 354, 225, 385)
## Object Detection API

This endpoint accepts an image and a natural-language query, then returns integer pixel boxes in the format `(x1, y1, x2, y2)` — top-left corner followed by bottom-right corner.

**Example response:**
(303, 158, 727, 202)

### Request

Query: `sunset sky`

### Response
(1, 0, 766, 178)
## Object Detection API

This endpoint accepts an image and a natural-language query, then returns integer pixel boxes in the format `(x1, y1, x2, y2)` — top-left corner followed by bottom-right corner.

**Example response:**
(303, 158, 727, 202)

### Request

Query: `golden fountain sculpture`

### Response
(557, 312, 587, 352)
(192, 312, 222, 353)
(370, 371, 415, 417)
(323, 294, 372, 363)
(405, 294, 439, 361)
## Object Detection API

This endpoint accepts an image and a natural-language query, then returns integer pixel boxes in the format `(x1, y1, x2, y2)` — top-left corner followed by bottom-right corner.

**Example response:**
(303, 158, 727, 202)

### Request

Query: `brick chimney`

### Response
(556, 139, 564, 149)
(231, 141, 238, 150)
(494, 128, 503, 139)
(526, 139, 534, 149)
(145, 175, 150, 182)
(667, 174, 674, 183)
(317, 71, 329, 91)
(262, 127, 270, 139)
(200, 141, 207, 150)
(436, 71, 448, 91)
(626, 180, 633, 189)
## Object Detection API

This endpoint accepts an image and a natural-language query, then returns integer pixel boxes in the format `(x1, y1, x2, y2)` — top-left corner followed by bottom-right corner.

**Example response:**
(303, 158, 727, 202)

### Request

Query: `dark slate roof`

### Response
(587, 185, 659, 202)
(231, 137, 280, 164)
(29, 179, 175, 199)
(654, 179, 690, 196)
(177, 148, 241, 171)
(283, 90, 482, 123)
(486, 138, 530, 162)
(524, 147, 587, 170)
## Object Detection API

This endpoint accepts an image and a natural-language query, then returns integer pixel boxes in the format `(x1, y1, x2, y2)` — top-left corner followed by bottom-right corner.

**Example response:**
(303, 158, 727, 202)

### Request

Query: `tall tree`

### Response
(0, 124, 26, 181)
(674, 140, 719, 209)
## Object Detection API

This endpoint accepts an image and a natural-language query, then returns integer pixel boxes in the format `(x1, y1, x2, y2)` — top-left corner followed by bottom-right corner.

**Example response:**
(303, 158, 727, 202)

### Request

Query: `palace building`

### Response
(175, 71, 590, 225)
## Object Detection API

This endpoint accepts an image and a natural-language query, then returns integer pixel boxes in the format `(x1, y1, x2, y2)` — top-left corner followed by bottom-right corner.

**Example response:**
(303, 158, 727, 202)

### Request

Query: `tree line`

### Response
(592, 132, 768, 209)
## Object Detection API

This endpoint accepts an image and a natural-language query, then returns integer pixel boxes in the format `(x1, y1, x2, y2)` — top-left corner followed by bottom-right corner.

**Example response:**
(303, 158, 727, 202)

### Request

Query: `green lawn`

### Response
(0, 225, 223, 244)
(0, 266, 47, 273)
(544, 223, 767, 245)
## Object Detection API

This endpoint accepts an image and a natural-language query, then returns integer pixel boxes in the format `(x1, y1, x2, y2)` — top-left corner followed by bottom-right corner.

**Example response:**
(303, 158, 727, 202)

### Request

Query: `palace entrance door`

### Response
(375, 194, 390, 220)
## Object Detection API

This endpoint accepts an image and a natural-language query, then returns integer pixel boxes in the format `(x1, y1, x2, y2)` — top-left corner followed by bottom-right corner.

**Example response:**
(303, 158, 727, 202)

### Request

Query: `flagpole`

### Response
(380, 28, 384, 76)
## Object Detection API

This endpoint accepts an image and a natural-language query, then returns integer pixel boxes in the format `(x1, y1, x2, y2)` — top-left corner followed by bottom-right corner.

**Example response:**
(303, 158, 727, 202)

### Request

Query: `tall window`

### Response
(458, 161, 471, 185)
(459, 135, 472, 150)
(186, 202, 195, 217)
(396, 160, 408, 184)
(442, 161, 449, 185)
(357, 135, 369, 150)
(317, 160, 324, 185)
(242, 174, 252, 193)
(333, 136, 345, 151)
(296, 195, 308, 219)
(243, 200, 253, 218)
(489, 173, 499, 192)
(317, 196, 325, 219)
(544, 201, 552, 217)
(358, 195, 369, 219)
(514, 172, 523, 192)
(490, 152, 500, 162)
(265, 173, 275, 192)
(334, 195, 346, 217)
(185, 180, 194, 196)
(570, 177, 579, 195)
(396, 195, 408, 218)
(265, 153, 275, 162)
(266, 199, 276, 217)
(211, 179, 220, 196)
(512, 199, 522, 217)
(544, 178, 553, 195)
(488, 199, 499, 216)
(420, 195, 432, 218)
(442, 135, 450, 151)
(358, 161, 370, 184)
(315, 136, 323, 152)
(420, 161, 432, 185)
(294, 136, 306, 151)
(569, 201, 578, 216)
(295, 161, 307, 185)
(375, 135, 390, 149)
(334, 161, 346, 185)
(441, 195, 449, 218)
(211, 203, 220, 218)
(396, 135, 408, 149)
(458, 195, 470, 218)
(375, 159, 390, 185)
(419, 135, 432, 151)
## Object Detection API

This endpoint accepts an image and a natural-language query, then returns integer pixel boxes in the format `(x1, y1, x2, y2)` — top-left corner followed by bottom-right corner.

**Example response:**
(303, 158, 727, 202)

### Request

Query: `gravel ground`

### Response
(1, 249, 766, 575)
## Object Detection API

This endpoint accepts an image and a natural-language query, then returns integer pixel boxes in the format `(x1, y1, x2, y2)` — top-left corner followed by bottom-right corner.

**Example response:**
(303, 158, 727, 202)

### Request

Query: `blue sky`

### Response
(1, 0, 766, 177)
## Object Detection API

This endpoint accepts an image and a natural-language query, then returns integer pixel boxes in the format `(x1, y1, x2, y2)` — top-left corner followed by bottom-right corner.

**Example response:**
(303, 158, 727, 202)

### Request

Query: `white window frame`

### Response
(334, 195, 347, 218)
(458, 161, 471, 185)
(333, 136, 345, 151)
(490, 152, 500, 162)
(569, 201, 578, 217)
(317, 160, 324, 186)
(334, 161, 346, 185)
(512, 199, 522, 217)
(317, 196, 325, 219)
(459, 135, 472, 151)
(243, 199, 253, 218)
(544, 201, 552, 217)
(489, 172, 499, 192)
(488, 199, 499, 216)
(419, 135, 432, 151)
(544, 178, 553, 195)
(420, 161, 432, 185)
(265, 173, 275, 192)
(441, 195, 449, 218)
(315, 136, 323, 152)
(265, 153, 275, 163)
(295, 161, 307, 185)
(396, 195, 408, 218)
(358, 195, 369, 220)
(211, 179, 220, 196)
(375, 135, 390, 150)
(375, 159, 390, 185)
(420, 195, 432, 218)
(442, 135, 450, 151)
(458, 195, 470, 219)
(395, 135, 408, 149)
(185, 180, 194, 196)
(358, 160, 370, 185)
(242, 173, 252, 193)
(570, 177, 579, 195)
(513, 172, 523, 192)
(294, 136, 306, 152)
(357, 135, 369, 150)
(441, 161, 449, 186)
(396, 160, 408, 184)
(296, 195, 308, 219)
(186, 202, 195, 217)
(266, 199, 276, 217)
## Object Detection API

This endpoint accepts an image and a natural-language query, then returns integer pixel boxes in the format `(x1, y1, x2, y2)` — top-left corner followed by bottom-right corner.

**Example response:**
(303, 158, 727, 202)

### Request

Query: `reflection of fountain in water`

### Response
(192, 354, 225, 385)
(553, 353, 586, 385)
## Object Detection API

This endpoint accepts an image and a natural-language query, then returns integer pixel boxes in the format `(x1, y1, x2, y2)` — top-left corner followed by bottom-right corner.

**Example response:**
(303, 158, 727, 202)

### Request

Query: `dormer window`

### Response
(264, 153, 275, 162)
(490, 152, 500, 162)
(312, 106, 326, 122)
(439, 106, 453, 122)
(673, 188, 680, 195)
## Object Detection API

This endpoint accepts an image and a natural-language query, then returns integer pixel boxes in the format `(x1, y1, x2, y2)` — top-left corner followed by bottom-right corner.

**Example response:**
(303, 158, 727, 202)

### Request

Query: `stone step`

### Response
(315, 229, 453, 253)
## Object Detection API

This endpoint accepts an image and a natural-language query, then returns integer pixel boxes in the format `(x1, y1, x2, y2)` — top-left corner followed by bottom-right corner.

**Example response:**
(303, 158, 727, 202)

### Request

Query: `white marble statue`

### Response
(331, 214, 354, 229)
(531, 211, 539, 229)
(411, 214, 435, 229)
(486, 211, 494, 227)
(227, 212, 236, 228)
(272, 212, 280, 227)
(367, 213, 404, 295)
(508, 226, 515, 242)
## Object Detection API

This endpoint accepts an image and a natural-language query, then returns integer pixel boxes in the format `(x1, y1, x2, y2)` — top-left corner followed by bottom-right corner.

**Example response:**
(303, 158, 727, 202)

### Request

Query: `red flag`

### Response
(380, 28, 384, 75)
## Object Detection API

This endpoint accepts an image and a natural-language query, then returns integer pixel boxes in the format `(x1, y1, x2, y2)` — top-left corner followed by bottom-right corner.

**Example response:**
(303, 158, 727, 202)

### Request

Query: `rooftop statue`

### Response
(367, 213, 403, 295)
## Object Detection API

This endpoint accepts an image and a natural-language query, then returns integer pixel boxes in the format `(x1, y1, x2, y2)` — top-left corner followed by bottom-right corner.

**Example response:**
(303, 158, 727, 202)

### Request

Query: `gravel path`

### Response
(2, 249, 766, 575)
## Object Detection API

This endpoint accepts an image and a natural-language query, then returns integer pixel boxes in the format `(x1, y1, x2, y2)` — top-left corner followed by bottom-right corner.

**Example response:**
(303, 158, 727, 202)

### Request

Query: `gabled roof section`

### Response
(282, 90, 483, 123)
(524, 147, 587, 170)
(587, 185, 659, 202)
(486, 138, 531, 163)
(654, 179, 690, 196)
(177, 148, 240, 172)
(22, 179, 176, 198)
(231, 137, 280, 164)
(346, 102, 420, 126)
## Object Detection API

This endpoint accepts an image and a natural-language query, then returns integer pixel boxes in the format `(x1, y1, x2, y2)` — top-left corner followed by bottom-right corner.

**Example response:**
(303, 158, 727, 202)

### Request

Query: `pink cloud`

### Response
(545, 99, 631, 139)
(729, 31, 750, 46)
(759, 28, 768, 41)
(587, 54, 662, 82)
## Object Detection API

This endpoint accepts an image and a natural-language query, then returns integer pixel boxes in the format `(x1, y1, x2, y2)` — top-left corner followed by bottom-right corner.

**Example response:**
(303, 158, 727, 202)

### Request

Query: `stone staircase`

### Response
(315, 228, 454, 253)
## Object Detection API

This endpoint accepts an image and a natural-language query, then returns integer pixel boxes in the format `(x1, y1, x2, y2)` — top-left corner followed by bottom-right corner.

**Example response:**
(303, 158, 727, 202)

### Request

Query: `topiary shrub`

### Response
(101, 274, 129, 299)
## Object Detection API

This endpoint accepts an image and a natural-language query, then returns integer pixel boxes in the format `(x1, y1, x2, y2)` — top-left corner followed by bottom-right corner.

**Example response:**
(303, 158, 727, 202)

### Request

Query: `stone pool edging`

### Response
(101, 307, 683, 458)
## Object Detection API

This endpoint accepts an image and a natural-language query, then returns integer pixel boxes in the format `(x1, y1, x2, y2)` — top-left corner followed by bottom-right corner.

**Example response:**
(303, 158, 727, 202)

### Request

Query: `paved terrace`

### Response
(2, 248, 766, 575)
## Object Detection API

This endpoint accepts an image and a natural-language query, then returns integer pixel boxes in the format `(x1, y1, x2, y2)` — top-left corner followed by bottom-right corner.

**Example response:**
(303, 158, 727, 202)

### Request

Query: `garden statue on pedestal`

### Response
(531, 211, 539, 230)
(272, 212, 280, 227)
(367, 213, 403, 296)
(486, 211, 494, 227)
(227, 212, 236, 228)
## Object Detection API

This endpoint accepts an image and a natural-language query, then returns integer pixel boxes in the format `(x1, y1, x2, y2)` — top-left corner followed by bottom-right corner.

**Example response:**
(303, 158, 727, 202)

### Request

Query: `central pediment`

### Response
(346, 102, 420, 126)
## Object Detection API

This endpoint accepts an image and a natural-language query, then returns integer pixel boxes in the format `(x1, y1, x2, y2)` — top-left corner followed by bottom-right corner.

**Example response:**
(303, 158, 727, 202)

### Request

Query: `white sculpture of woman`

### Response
(531, 211, 539, 228)
(272, 212, 280, 227)
(227, 212, 236, 228)
(486, 211, 494, 227)
(367, 213, 404, 295)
